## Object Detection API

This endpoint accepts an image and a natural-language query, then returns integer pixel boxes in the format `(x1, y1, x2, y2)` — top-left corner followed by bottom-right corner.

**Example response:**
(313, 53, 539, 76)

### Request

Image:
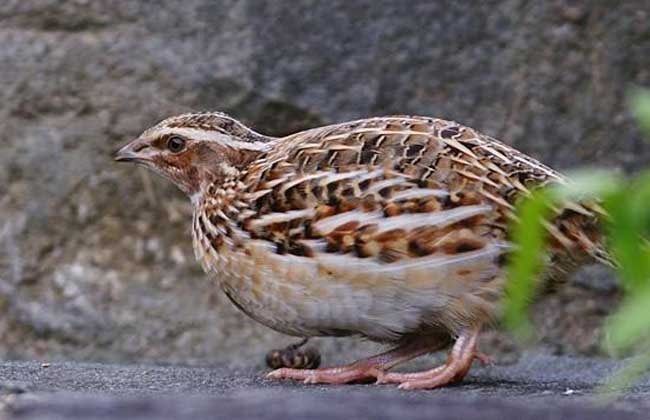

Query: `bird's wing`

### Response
(238, 116, 509, 271)
(239, 115, 608, 268)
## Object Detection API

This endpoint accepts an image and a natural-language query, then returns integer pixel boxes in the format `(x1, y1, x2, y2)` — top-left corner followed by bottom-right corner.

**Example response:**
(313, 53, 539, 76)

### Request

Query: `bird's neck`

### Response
(191, 176, 251, 273)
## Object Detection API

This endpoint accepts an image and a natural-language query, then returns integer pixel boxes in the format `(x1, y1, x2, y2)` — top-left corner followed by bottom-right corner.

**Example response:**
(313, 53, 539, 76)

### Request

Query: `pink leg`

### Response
(378, 327, 481, 390)
(266, 336, 447, 385)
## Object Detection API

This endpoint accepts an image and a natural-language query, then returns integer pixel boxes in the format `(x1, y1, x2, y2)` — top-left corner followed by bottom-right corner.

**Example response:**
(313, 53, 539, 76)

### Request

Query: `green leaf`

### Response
(603, 174, 650, 293)
(605, 287, 650, 356)
(503, 171, 619, 341)
(503, 188, 556, 340)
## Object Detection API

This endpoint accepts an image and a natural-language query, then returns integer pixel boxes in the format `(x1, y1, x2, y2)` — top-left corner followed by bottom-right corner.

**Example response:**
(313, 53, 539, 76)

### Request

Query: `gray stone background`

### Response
(0, 0, 648, 368)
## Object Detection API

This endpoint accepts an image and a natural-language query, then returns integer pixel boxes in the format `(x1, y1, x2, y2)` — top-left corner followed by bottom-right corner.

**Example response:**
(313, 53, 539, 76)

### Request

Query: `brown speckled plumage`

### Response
(115, 112, 609, 390)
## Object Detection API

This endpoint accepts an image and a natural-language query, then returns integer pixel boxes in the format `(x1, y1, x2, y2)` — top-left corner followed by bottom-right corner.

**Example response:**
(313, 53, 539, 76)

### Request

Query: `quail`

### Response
(115, 113, 609, 390)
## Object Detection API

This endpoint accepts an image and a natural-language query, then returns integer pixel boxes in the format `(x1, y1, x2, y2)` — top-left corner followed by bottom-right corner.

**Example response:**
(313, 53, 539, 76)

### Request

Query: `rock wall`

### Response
(0, 0, 648, 365)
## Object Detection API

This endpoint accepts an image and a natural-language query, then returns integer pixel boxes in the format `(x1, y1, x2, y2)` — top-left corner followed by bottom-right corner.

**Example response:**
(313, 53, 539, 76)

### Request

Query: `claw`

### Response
(476, 352, 493, 366)
(398, 382, 413, 390)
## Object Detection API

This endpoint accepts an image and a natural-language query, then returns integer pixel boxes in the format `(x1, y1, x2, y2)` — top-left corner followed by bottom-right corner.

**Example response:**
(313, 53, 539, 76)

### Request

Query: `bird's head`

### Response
(114, 112, 273, 200)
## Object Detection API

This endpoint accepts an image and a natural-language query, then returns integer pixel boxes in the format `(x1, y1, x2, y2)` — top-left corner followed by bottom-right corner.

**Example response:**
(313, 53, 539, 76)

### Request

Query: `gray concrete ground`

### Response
(1, 353, 648, 420)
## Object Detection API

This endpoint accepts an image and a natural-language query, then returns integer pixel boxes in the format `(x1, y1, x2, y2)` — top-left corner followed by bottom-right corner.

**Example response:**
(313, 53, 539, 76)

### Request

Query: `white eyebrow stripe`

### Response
(152, 127, 273, 151)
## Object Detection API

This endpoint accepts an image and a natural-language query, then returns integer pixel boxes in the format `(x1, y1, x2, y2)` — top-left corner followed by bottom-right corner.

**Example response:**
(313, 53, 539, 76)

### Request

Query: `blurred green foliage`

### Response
(503, 88, 650, 396)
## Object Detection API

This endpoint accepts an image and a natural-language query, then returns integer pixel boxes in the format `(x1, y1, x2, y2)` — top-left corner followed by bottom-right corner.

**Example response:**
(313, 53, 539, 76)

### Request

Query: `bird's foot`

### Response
(376, 328, 482, 390)
(267, 363, 382, 384)
(265, 338, 321, 370)
(266, 336, 445, 385)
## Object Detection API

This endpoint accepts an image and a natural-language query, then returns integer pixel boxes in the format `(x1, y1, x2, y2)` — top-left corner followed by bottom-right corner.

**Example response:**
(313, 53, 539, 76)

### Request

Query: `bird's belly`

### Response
(197, 239, 504, 341)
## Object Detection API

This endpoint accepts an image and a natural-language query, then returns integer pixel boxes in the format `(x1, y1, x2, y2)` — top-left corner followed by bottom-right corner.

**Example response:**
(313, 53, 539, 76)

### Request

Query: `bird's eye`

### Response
(167, 136, 186, 153)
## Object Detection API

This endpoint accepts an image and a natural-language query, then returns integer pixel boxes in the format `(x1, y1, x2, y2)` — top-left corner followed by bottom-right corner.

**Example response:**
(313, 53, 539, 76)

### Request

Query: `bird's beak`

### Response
(114, 139, 151, 163)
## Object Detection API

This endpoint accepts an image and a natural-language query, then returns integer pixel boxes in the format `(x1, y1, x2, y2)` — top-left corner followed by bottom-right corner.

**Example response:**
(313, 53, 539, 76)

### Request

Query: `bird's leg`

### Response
(377, 327, 482, 390)
(266, 336, 446, 385)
